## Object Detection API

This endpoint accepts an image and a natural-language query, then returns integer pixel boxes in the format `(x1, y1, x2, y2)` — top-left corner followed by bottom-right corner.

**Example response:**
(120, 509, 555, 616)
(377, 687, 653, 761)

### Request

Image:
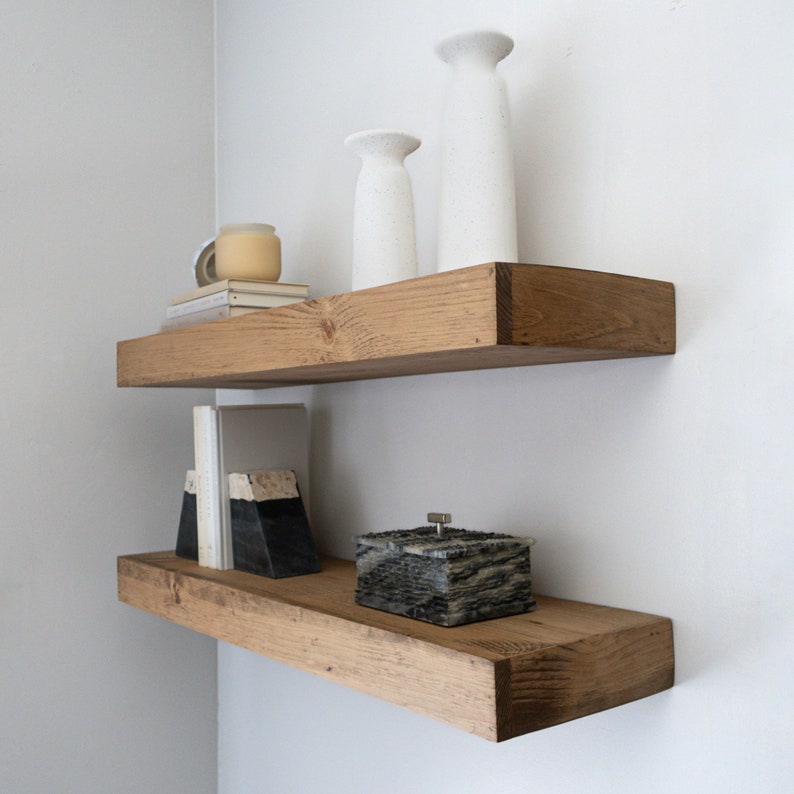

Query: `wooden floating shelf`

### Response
(117, 262, 676, 389)
(118, 552, 674, 742)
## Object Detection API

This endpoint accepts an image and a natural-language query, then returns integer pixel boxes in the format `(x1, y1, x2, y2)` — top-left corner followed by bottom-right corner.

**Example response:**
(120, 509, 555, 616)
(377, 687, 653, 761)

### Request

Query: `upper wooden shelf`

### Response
(118, 551, 674, 742)
(117, 262, 676, 389)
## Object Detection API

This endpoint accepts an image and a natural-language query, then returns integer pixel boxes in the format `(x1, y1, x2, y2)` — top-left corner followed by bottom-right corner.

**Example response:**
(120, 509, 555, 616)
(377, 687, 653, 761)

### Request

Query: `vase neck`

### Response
(345, 129, 421, 164)
(436, 29, 514, 71)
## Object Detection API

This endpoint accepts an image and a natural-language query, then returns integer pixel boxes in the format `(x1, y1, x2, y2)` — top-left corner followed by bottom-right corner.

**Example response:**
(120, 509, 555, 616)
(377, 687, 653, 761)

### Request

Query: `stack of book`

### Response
(162, 278, 310, 330)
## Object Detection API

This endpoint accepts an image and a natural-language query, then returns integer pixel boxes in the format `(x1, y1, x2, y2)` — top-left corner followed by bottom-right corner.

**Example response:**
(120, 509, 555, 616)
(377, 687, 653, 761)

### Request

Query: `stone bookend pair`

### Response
(176, 468, 320, 579)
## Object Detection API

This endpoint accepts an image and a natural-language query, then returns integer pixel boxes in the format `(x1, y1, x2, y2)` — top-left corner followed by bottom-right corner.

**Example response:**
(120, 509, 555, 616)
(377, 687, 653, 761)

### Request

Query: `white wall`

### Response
(1, 2, 217, 791)
(216, 1, 794, 792)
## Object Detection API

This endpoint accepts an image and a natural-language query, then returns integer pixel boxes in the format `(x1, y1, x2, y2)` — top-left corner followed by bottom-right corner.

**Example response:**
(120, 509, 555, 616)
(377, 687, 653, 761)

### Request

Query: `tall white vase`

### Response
(345, 128, 421, 291)
(436, 29, 518, 272)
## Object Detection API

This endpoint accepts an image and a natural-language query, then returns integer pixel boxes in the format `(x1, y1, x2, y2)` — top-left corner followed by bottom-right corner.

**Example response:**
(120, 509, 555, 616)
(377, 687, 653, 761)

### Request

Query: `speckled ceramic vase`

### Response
(345, 128, 421, 291)
(436, 29, 518, 271)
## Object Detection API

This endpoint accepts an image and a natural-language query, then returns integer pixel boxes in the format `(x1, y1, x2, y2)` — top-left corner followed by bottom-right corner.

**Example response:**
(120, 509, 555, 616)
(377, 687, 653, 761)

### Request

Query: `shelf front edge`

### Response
(118, 552, 504, 740)
(117, 263, 501, 388)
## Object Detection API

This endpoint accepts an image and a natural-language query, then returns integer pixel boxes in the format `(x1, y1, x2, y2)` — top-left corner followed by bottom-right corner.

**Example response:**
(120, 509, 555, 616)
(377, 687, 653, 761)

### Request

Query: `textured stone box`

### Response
(354, 524, 536, 627)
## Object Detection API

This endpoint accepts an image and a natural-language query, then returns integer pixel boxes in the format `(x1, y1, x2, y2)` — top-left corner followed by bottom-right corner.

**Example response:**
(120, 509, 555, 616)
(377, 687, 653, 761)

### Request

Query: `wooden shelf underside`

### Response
(118, 552, 674, 742)
(117, 262, 676, 389)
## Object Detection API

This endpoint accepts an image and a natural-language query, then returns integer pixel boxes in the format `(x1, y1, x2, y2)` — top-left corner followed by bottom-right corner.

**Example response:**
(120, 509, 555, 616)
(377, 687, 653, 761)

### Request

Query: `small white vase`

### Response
(436, 29, 518, 271)
(345, 129, 421, 291)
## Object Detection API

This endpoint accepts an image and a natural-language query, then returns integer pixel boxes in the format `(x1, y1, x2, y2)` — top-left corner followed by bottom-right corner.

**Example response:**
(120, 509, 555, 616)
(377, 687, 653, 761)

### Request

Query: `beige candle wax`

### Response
(214, 223, 281, 281)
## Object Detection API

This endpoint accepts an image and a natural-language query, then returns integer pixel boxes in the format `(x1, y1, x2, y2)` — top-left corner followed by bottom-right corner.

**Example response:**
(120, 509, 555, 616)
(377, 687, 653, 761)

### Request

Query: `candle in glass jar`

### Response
(214, 223, 281, 281)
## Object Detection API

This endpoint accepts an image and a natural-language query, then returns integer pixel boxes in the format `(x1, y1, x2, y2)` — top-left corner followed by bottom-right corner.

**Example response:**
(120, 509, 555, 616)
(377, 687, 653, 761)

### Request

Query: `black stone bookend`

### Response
(229, 469, 321, 579)
(175, 470, 198, 561)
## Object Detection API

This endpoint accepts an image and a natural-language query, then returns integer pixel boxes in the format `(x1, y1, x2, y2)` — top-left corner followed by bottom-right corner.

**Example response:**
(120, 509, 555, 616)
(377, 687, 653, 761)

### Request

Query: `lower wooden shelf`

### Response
(117, 551, 674, 742)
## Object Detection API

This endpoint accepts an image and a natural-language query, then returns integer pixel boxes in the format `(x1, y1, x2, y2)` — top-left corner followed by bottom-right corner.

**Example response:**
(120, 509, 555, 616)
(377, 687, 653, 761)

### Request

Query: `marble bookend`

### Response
(175, 470, 198, 561)
(229, 469, 321, 579)
(354, 526, 536, 627)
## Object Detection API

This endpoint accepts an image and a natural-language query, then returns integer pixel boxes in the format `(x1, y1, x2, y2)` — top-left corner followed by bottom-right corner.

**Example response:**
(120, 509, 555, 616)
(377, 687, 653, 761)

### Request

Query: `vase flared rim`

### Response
(435, 29, 514, 65)
(345, 129, 422, 157)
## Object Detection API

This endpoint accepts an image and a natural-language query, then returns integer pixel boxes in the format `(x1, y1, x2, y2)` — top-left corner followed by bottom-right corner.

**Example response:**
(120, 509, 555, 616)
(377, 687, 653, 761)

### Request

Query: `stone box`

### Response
(354, 525, 536, 627)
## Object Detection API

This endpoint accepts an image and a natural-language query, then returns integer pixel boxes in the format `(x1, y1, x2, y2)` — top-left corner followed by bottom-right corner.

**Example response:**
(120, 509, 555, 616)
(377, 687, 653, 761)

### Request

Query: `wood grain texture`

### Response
(117, 263, 675, 389)
(501, 262, 676, 353)
(117, 552, 674, 741)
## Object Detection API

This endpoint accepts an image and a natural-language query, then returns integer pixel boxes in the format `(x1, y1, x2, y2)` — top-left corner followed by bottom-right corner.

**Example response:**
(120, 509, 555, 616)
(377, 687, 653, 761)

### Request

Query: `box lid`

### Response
(354, 526, 535, 559)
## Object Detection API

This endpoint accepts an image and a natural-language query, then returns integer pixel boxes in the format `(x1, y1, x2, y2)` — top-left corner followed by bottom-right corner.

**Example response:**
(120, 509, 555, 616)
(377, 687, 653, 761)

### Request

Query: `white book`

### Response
(193, 406, 221, 567)
(167, 289, 307, 318)
(192, 404, 310, 570)
(171, 278, 309, 305)
(161, 305, 263, 331)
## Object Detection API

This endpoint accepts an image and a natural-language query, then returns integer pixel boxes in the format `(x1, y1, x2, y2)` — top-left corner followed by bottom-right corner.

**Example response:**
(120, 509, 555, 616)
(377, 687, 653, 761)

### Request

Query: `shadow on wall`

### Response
(509, 25, 608, 269)
(309, 401, 367, 559)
